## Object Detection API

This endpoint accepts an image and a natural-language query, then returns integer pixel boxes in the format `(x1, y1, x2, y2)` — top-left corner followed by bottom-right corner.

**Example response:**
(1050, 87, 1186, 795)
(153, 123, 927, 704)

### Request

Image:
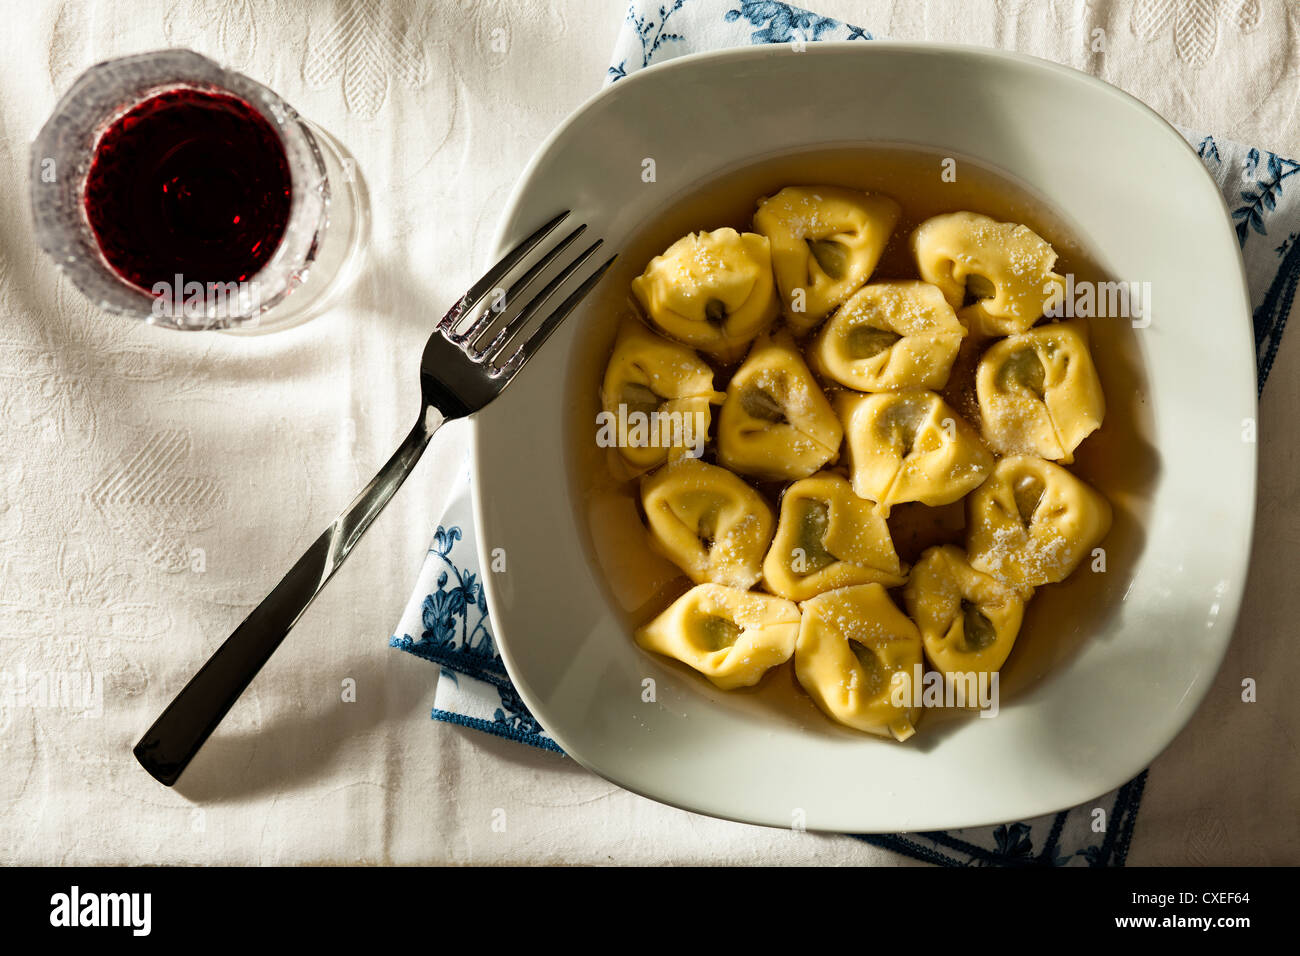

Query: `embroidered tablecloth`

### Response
(1, 0, 1297, 864)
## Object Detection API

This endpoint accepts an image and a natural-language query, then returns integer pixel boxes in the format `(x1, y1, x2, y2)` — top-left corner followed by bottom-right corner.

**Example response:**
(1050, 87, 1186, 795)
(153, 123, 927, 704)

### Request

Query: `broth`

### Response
(567, 146, 1156, 737)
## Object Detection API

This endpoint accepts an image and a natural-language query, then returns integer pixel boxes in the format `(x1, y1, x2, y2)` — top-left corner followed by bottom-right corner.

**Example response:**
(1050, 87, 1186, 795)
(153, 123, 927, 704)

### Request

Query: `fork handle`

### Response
(134, 405, 445, 786)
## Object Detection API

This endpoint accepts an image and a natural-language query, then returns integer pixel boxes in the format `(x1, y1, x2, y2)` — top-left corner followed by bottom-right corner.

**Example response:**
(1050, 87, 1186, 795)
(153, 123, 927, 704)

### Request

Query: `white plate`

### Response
(471, 43, 1256, 832)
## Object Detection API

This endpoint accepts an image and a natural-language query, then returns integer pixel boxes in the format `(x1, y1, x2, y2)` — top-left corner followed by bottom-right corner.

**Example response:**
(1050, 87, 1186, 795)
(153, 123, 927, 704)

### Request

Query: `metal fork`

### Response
(134, 212, 614, 786)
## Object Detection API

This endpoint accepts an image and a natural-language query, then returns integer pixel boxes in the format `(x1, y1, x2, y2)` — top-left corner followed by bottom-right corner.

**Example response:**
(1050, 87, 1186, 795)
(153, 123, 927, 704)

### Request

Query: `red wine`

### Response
(83, 88, 292, 294)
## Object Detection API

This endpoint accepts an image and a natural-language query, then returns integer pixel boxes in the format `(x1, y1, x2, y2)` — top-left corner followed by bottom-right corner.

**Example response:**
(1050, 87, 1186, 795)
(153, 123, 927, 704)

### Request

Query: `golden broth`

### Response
(566, 146, 1156, 736)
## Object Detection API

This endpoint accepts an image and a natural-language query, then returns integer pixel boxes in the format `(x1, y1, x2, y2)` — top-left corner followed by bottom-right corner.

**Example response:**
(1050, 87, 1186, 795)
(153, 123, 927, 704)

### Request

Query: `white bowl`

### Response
(472, 43, 1256, 832)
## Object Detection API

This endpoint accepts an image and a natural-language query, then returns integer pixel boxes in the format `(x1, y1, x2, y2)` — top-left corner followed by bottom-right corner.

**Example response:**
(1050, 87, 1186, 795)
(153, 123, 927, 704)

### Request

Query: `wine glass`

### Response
(29, 49, 367, 332)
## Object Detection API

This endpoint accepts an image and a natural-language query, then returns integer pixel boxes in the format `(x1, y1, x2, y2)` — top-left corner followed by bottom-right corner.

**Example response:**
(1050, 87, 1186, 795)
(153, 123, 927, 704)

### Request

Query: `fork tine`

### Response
(478, 238, 605, 365)
(438, 210, 570, 332)
(457, 223, 588, 348)
(495, 253, 619, 376)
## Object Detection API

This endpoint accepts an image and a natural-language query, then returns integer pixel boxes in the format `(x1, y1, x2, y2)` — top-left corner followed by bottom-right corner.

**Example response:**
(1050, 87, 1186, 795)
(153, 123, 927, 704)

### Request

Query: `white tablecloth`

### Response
(1, 0, 1297, 865)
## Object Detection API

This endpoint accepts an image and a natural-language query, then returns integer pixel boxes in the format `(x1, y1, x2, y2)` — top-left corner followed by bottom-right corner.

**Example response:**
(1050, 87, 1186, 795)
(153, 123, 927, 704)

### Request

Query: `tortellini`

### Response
(966, 455, 1112, 588)
(794, 584, 923, 741)
(838, 389, 993, 513)
(717, 331, 843, 480)
(607, 185, 1120, 743)
(975, 319, 1104, 464)
(636, 583, 800, 689)
(641, 456, 774, 588)
(631, 227, 779, 362)
(753, 186, 900, 335)
(811, 281, 966, 392)
(762, 472, 905, 601)
(903, 545, 1026, 679)
(600, 317, 726, 474)
(911, 212, 1065, 336)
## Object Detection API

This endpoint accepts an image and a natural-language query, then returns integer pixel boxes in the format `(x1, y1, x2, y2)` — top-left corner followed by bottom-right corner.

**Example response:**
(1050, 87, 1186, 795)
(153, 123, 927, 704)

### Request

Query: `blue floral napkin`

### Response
(391, 0, 1300, 864)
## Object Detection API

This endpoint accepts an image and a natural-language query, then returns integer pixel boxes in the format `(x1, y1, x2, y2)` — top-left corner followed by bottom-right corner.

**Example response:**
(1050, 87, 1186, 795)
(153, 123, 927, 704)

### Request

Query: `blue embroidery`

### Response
(991, 822, 1035, 860)
(628, 0, 690, 67)
(1197, 135, 1220, 165)
(1253, 230, 1300, 391)
(725, 1, 871, 43)
(1232, 148, 1300, 247)
(389, 522, 505, 682)
(493, 684, 548, 738)
(392, 631, 508, 687)
(856, 771, 1147, 867)
(432, 708, 565, 755)
(419, 524, 494, 659)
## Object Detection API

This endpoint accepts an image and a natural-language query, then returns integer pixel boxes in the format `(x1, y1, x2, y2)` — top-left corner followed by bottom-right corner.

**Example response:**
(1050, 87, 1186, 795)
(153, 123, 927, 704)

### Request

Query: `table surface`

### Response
(2, 0, 1297, 865)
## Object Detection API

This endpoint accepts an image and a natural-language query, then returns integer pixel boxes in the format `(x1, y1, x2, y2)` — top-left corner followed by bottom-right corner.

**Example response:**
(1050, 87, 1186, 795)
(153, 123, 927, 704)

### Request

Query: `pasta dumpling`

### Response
(911, 212, 1065, 336)
(811, 281, 966, 392)
(717, 331, 843, 480)
(975, 319, 1105, 464)
(641, 456, 774, 588)
(903, 545, 1026, 679)
(762, 472, 906, 601)
(600, 318, 726, 474)
(794, 584, 923, 741)
(966, 455, 1112, 588)
(753, 186, 900, 335)
(838, 389, 993, 513)
(631, 227, 779, 362)
(636, 583, 800, 689)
